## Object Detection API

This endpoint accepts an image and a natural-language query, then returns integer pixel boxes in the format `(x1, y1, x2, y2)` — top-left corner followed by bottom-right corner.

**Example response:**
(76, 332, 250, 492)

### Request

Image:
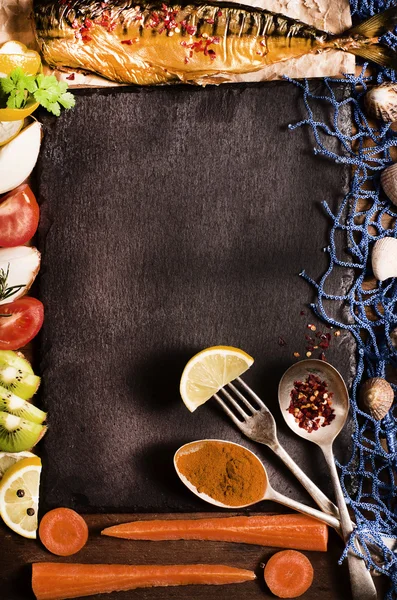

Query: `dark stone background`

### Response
(34, 81, 355, 513)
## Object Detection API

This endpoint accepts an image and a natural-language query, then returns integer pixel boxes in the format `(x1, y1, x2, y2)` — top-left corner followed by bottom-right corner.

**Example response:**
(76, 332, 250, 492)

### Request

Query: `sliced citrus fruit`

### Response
(0, 451, 35, 480)
(0, 455, 41, 538)
(0, 120, 23, 146)
(0, 99, 40, 122)
(0, 41, 41, 76)
(180, 346, 254, 412)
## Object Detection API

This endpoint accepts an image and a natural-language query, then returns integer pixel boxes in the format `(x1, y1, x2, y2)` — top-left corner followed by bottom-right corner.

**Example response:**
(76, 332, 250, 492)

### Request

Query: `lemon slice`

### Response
(0, 100, 40, 122)
(0, 451, 35, 480)
(0, 120, 24, 146)
(0, 456, 41, 538)
(180, 346, 254, 412)
(0, 41, 41, 76)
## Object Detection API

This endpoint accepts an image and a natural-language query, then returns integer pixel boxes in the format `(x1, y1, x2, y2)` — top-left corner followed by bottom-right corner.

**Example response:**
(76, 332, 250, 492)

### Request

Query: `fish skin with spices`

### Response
(34, 0, 397, 85)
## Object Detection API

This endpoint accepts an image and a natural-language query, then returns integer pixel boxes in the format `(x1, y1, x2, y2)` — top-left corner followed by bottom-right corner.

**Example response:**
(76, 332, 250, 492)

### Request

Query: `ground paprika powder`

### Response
(176, 440, 266, 507)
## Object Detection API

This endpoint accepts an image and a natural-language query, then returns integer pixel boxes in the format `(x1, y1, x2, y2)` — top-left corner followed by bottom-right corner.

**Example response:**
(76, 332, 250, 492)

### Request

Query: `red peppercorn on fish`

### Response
(34, 1, 397, 85)
(32, 563, 256, 600)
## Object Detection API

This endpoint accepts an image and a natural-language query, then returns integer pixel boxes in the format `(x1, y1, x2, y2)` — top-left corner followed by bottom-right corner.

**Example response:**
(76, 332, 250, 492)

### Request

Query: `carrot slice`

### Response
(264, 550, 314, 598)
(102, 514, 328, 552)
(39, 508, 89, 557)
(32, 563, 256, 600)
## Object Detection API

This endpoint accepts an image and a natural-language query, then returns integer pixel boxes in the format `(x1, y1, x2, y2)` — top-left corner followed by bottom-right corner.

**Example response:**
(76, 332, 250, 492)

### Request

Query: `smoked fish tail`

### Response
(335, 6, 397, 70)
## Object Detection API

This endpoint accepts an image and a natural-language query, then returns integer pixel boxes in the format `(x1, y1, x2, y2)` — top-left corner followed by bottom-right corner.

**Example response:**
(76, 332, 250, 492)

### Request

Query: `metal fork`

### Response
(214, 377, 397, 566)
(214, 377, 340, 521)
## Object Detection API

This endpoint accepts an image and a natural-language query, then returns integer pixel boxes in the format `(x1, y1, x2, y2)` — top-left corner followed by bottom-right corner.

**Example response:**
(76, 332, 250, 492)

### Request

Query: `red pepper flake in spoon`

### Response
(287, 374, 335, 433)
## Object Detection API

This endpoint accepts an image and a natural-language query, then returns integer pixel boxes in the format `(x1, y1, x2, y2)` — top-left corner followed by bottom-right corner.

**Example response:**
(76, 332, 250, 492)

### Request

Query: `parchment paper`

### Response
(0, 0, 354, 86)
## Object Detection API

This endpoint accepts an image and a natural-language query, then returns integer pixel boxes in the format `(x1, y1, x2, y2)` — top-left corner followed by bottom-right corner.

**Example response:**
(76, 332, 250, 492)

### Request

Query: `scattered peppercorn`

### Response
(287, 374, 335, 433)
(27, 508, 35, 516)
(16, 489, 25, 498)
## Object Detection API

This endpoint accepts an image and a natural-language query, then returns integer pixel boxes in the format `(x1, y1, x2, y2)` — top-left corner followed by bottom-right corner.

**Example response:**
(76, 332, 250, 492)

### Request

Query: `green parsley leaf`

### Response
(0, 68, 76, 116)
(58, 92, 75, 110)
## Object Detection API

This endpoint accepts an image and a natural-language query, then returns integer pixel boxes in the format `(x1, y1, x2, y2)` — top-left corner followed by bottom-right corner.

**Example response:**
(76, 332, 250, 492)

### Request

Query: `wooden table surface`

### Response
(0, 512, 388, 600)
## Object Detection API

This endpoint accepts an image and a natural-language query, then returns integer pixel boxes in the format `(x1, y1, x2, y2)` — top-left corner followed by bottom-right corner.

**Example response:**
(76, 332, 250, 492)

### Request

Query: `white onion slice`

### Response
(0, 122, 42, 195)
(0, 246, 41, 305)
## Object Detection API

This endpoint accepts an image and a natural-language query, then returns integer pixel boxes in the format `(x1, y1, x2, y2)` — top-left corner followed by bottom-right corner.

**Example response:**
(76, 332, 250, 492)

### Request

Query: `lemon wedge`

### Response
(0, 41, 41, 76)
(0, 455, 41, 538)
(0, 451, 35, 480)
(0, 120, 23, 146)
(0, 100, 40, 122)
(180, 346, 254, 412)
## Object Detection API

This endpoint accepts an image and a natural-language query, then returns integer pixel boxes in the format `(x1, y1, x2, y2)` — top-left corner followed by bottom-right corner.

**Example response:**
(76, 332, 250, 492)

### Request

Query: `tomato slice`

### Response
(0, 297, 44, 350)
(0, 184, 40, 247)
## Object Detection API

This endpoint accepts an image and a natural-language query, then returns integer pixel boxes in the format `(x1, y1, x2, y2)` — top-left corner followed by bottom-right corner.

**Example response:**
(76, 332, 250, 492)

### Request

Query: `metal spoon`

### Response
(174, 439, 340, 530)
(278, 359, 377, 600)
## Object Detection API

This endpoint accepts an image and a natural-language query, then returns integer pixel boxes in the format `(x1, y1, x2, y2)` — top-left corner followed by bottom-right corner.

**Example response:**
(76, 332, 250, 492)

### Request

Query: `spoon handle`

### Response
(268, 487, 341, 531)
(322, 446, 378, 600)
(272, 442, 340, 520)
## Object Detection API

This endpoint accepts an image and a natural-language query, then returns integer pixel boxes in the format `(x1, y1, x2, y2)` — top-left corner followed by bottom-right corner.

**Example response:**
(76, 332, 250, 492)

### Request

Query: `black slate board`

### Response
(35, 81, 354, 514)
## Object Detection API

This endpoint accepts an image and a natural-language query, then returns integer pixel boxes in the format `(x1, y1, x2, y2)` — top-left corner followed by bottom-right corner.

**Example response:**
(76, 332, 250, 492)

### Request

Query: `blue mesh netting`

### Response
(287, 2, 397, 597)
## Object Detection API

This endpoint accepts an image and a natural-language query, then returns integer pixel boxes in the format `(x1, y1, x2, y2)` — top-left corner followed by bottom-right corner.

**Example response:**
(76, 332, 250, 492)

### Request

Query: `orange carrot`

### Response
(102, 514, 328, 552)
(32, 563, 256, 600)
(39, 508, 89, 557)
(264, 550, 314, 598)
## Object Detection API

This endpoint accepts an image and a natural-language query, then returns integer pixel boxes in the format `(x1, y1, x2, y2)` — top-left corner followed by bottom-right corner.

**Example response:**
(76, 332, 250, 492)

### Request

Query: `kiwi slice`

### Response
(0, 351, 40, 400)
(0, 411, 46, 453)
(0, 351, 34, 374)
(0, 386, 46, 424)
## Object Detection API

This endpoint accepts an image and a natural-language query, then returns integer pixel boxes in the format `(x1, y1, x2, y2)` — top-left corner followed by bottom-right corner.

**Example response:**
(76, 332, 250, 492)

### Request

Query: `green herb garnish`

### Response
(0, 264, 25, 303)
(0, 68, 75, 116)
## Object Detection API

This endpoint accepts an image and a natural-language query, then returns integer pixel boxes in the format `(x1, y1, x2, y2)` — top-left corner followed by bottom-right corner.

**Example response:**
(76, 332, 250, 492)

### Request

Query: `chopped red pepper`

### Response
(287, 374, 335, 433)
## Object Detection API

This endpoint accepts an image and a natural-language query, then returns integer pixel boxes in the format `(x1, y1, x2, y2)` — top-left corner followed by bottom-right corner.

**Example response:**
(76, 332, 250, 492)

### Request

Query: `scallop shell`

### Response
(371, 237, 397, 281)
(381, 163, 397, 207)
(360, 378, 394, 420)
(364, 83, 397, 123)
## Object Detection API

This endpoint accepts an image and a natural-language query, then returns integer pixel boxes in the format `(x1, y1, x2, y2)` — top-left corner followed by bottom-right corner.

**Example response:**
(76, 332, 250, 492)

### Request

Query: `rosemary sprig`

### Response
(0, 264, 25, 303)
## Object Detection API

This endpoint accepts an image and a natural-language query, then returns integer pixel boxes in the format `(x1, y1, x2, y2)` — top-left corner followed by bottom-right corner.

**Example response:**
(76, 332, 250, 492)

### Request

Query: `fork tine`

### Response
(218, 387, 250, 419)
(226, 381, 257, 414)
(236, 376, 267, 409)
(214, 393, 244, 427)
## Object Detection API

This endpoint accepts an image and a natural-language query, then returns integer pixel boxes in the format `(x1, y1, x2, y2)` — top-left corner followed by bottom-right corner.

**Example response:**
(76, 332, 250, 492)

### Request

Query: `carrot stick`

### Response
(39, 508, 88, 557)
(264, 550, 314, 598)
(32, 563, 256, 600)
(101, 514, 328, 552)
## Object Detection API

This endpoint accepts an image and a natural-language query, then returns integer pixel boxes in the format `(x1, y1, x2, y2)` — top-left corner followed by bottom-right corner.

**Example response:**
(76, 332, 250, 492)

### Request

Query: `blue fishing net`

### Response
(287, 1, 397, 597)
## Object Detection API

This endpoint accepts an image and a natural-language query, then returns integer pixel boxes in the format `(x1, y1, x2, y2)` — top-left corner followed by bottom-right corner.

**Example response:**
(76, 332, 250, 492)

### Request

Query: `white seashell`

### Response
(364, 83, 397, 123)
(360, 378, 394, 420)
(381, 163, 397, 207)
(372, 237, 397, 281)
